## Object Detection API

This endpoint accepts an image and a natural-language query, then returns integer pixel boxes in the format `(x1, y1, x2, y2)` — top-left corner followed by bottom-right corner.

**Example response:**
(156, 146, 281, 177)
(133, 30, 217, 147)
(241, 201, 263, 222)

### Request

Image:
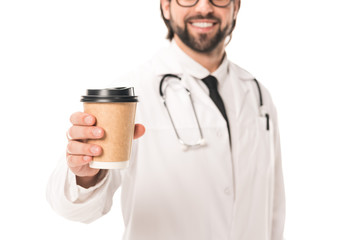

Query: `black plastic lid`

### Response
(81, 87, 138, 103)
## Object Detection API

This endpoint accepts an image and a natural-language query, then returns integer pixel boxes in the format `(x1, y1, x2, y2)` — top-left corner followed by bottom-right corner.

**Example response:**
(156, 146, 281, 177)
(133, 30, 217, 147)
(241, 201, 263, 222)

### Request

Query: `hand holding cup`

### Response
(66, 112, 145, 187)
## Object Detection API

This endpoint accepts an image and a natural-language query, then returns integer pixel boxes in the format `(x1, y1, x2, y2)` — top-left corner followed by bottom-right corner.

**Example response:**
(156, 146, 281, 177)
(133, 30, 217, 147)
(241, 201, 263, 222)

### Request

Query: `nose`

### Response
(193, 0, 214, 15)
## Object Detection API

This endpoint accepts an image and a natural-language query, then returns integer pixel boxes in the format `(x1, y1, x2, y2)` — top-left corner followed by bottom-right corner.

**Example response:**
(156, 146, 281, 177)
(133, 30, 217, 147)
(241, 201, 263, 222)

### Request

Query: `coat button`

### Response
(224, 187, 231, 195)
(217, 130, 222, 137)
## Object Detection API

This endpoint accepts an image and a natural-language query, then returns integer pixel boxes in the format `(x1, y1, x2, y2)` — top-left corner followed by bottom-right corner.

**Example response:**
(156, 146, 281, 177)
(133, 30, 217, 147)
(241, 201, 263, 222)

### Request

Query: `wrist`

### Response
(76, 171, 102, 188)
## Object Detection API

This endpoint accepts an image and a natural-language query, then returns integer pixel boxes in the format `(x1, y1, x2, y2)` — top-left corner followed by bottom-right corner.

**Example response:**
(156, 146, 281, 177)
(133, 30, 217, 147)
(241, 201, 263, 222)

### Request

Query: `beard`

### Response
(170, 14, 231, 53)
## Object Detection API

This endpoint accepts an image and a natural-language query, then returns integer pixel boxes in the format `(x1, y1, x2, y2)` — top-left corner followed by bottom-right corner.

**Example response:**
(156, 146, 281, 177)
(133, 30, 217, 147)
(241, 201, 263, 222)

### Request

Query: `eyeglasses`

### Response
(176, 0, 233, 8)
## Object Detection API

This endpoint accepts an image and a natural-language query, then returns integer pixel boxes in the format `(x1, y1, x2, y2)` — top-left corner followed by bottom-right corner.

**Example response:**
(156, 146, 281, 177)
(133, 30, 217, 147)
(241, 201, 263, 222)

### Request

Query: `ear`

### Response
(161, 0, 171, 20)
(233, 0, 241, 20)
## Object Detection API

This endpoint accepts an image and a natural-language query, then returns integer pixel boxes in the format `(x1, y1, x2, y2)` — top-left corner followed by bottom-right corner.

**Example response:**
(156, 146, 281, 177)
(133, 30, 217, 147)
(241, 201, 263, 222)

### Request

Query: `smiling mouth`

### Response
(190, 22, 216, 28)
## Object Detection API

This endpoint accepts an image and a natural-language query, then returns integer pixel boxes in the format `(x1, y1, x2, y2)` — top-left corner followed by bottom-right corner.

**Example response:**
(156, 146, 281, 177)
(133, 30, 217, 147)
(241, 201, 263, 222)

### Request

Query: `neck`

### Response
(174, 36, 226, 73)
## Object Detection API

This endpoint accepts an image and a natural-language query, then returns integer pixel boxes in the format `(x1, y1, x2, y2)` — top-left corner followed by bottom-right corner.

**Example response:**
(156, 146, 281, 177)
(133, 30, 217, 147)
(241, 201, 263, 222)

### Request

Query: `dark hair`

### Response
(160, 4, 175, 40)
(160, 3, 237, 41)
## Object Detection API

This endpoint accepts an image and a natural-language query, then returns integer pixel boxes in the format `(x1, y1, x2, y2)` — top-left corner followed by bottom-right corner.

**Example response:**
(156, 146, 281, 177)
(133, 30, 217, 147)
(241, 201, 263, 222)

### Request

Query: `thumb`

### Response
(134, 124, 146, 139)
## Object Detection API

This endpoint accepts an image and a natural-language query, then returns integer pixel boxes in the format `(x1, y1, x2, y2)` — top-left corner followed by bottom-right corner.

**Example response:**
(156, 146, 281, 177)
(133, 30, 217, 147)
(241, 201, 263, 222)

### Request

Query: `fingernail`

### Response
(83, 156, 92, 162)
(92, 128, 102, 137)
(91, 146, 100, 154)
(85, 116, 93, 124)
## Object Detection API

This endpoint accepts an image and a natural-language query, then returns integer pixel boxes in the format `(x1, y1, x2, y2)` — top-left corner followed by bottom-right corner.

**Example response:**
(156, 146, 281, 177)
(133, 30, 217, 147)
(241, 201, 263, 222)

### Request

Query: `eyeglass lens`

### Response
(176, 0, 232, 8)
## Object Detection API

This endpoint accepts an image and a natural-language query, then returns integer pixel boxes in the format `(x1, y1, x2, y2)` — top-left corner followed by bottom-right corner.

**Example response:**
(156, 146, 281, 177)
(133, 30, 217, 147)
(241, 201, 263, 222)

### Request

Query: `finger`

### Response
(67, 126, 104, 140)
(134, 124, 146, 139)
(67, 159, 100, 178)
(67, 155, 93, 168)
(70, 112, 96, 126)
(67, 141, 103, 156)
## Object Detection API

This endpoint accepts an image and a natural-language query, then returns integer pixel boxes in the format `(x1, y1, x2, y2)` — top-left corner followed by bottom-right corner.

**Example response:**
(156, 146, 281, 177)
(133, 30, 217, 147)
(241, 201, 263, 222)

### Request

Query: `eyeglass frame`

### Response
(175, 0, 234, 8)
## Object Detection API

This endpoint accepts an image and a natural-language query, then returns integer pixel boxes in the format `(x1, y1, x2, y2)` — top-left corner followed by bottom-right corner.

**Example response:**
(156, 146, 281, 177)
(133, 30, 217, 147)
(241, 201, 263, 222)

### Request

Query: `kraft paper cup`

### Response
(81, 88, 138, 169)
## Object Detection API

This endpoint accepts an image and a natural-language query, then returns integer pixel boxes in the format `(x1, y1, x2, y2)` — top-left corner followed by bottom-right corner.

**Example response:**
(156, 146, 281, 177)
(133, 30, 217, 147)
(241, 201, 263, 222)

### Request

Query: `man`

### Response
(47, 0, 286, 239)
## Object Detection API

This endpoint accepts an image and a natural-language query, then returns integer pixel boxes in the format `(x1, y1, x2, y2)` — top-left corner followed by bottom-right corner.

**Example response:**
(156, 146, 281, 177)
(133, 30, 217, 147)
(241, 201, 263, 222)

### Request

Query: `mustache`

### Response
(185, 14, 221, 22)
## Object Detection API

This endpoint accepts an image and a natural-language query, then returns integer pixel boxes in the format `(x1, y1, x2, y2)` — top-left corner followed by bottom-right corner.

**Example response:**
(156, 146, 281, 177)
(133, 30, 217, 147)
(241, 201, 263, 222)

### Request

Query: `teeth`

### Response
(191, 22, 214, 28)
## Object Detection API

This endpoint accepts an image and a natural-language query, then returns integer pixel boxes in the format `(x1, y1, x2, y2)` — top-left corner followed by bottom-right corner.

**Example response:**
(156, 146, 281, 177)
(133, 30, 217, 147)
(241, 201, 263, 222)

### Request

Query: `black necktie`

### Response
(202, 75, 231, 144)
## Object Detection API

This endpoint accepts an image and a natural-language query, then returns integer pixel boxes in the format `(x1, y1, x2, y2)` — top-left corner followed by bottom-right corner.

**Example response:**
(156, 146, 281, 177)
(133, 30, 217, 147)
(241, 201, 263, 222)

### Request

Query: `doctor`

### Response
(47, 0, 286, 239)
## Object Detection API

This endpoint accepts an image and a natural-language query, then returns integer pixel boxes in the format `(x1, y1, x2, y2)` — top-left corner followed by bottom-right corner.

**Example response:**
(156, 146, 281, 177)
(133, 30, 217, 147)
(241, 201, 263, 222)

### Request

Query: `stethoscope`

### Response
(159, 74, 270, 150)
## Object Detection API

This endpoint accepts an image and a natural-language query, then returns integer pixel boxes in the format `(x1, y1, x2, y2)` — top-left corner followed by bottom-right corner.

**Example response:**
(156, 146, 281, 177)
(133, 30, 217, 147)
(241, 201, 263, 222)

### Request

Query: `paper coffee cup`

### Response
(81, 87, 138, 169)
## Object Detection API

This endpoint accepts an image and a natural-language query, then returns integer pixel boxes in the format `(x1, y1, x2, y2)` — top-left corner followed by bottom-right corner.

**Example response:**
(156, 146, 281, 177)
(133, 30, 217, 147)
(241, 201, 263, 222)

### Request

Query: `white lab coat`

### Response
(47, 42, 285, 240)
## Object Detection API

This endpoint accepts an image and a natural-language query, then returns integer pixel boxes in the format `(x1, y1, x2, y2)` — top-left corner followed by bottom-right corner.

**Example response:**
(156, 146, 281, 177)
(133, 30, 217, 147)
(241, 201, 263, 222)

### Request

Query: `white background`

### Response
(0, 0, 359, 239)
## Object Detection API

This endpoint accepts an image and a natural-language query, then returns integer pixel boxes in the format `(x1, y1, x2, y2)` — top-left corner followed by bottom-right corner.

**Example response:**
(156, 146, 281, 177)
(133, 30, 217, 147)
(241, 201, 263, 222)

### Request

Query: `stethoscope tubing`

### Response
(160, 74, 205, 150)
(253, 78, 270, 130)
(160, 74, 270, 131)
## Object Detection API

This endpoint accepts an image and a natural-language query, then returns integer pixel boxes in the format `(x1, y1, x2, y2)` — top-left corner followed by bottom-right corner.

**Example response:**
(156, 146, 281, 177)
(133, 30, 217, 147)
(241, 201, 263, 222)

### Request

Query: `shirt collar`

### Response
(170, 40, 229, 84)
